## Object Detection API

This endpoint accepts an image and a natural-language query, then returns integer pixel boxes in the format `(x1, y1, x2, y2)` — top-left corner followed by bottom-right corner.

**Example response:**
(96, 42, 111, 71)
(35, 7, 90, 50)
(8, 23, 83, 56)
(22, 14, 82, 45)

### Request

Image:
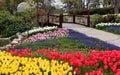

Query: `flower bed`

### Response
(0, 50, 72, 75)
(5, 48, 120, 75)
(96, 23, 120, 35)
(1, 26, 120, 75)
(0, 26, 57, 50)
(15, 29, 120, 50)
(68, 29, 120, 50)
(16, 28, 68, 46)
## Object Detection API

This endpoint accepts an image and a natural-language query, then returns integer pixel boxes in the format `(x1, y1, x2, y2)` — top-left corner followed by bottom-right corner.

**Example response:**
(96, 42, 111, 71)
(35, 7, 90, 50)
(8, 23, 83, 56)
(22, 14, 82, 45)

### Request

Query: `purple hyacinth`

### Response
(68, 29, 120, 50)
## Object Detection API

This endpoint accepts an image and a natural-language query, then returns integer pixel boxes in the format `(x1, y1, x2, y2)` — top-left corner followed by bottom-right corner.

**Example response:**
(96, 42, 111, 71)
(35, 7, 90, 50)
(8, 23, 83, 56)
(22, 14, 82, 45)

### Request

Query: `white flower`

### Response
(96, 23, 120, 27)
(22, 26, 57, 35)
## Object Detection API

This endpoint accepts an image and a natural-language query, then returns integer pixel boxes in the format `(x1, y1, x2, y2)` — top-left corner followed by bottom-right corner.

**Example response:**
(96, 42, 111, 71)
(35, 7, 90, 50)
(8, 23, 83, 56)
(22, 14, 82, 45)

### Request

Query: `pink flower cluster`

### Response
(7, 48, 120, 75)
(17, 28, 68, 45)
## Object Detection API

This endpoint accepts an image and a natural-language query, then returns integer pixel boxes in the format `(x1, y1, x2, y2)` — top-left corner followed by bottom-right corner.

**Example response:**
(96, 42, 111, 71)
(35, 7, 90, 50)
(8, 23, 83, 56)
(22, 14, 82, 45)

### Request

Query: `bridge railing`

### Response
(33, 14, 90, 28)
(63, 14, 90, 27)
(47, 14, 63, 28)
(47, 14, 90, 28)
(75, 15, 90, 27)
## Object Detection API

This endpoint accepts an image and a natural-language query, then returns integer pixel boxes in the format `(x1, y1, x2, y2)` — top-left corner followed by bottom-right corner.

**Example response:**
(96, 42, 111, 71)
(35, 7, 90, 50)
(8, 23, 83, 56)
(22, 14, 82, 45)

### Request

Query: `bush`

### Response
(69, 9, 88, 15)
(1, 16, 32, 37)
(104, 14, 116, 22)
(89, 14, 117, 28)
(69, 7, 114, 15)
(90, 14, 101, 27)
(15, 10, 32, 22)
(0, 10, 33, 37)
(95, 14, 116, 24)
(115, 14, 120, 22)
(0, 11, 11, 33)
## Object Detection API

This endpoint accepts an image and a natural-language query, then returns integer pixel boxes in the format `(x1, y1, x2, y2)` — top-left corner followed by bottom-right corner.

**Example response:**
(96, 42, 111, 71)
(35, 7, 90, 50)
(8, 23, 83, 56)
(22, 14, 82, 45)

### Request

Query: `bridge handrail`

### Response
(32, 13, 90, 28)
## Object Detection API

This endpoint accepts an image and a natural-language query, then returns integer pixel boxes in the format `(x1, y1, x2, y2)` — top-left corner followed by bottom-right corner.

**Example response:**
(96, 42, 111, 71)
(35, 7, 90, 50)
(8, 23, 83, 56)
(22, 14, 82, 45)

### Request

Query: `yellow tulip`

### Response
(68, 72, 73, 75)
(0, 51, 73, 74)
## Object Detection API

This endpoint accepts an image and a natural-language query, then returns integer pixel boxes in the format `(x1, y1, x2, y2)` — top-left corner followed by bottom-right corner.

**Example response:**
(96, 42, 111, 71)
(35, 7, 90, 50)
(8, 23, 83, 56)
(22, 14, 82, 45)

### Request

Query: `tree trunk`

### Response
(86, 0, 90, 9)
(5, 0, 10, 11)
(114, 0, 119, 14)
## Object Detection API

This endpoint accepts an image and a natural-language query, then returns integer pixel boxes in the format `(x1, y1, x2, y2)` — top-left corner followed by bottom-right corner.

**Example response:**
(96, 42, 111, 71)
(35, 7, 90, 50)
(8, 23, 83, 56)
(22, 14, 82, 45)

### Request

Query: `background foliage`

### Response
(0, 10, 34, 37)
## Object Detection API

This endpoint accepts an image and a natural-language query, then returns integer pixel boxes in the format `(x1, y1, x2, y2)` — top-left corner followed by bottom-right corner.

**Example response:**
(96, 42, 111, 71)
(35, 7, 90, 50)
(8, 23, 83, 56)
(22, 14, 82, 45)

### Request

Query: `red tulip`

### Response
(104, 65, 108, 70)
(74, 67, 80, 75)
(18, 53, 23, 57)
(10, 50, 16, 55)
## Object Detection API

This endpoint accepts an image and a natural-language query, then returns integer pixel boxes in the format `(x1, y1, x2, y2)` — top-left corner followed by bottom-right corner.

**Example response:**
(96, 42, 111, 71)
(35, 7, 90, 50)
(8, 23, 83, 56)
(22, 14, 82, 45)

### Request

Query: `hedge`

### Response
(69, 7, 120, 15)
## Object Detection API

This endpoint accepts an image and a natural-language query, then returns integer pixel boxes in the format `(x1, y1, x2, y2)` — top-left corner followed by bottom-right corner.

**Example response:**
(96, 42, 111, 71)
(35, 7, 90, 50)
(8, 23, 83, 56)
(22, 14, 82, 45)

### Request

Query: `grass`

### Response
(0, 40, 10, 47)
(15, 37, 107, 53)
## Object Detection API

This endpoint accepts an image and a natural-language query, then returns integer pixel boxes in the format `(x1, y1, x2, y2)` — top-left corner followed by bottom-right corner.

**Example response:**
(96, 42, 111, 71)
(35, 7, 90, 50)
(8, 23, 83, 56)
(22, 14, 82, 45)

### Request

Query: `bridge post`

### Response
(59, 13, 63, 28)
(36, 12, 39, 25)
(87, 14, 90, 27)
(73, 14, 75, 23)
(47, 13, 50, 26)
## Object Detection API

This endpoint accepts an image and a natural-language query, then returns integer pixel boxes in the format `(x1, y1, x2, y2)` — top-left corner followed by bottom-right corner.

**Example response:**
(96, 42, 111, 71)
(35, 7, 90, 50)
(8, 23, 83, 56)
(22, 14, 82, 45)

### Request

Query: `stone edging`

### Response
(0, 33, 23, 50)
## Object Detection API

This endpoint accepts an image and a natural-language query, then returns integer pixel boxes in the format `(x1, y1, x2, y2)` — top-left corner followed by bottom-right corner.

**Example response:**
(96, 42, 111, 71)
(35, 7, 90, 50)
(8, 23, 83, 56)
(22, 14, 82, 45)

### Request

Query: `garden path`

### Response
(63, 23, 120, 47)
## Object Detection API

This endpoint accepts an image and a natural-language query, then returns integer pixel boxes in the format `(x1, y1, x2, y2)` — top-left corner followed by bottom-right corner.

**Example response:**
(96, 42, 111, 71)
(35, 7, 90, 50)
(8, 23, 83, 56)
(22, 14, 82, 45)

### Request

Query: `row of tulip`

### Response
(0, 50, 73, 75)
(96, 23, 120, 35)
(16, 28, 68, 46)
(96, 23, 120, 27)
(22, 26, 57, 36)
(6, 48, 120, 75)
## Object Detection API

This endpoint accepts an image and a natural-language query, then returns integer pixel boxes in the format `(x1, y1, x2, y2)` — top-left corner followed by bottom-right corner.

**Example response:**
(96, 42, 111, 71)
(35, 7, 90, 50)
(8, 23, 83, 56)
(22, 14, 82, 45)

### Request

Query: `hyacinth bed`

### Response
(16, 29, 120, 50)
(96, 23, 120, 35)
(1, 28, 120, 75)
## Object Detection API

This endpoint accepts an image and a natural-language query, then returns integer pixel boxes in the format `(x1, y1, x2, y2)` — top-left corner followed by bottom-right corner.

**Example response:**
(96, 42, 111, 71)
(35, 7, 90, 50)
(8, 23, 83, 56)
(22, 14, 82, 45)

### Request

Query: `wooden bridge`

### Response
(33, 14, 90, 28)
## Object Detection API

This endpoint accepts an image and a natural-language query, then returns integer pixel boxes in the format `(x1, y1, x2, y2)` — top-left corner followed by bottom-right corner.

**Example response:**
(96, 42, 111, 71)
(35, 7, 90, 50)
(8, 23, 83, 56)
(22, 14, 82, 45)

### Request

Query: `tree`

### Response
(62, 0, 84, 11)
(103, 0, 119, 14)
(113, 0, 119, 14)
(0, 1, 6, 10)
(103, 0, 111, 7)
(25, 0, 36, 10)
(31, 0, 55, 26)
(5, 0, 25, 12)
(94, 0, 100, 8)
(86, 0, 91, 9)
(88, 0, 102, 8)
(33, 0, 55, 13)
(11, 0, 25, 10)
(5, 0, 10, 11)
(104, 0, 119, 14)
